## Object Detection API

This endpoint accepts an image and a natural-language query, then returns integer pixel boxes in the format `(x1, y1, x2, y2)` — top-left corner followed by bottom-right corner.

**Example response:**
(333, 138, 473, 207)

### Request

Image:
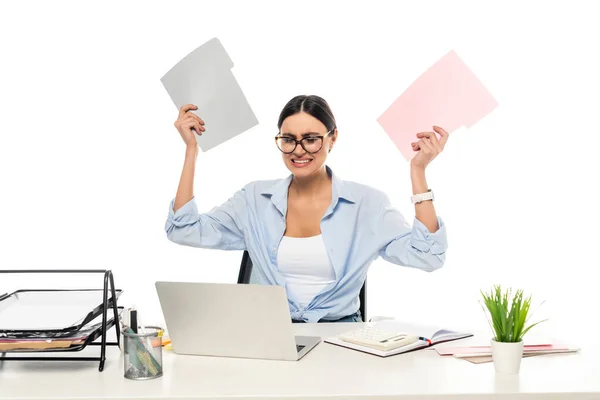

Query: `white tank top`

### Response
(276, 234, 336, 308)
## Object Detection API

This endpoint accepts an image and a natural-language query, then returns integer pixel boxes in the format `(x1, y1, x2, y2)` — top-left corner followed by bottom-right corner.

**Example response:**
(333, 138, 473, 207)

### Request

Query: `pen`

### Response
(130, 309, 138, 334)
(419, 337, 432, 345)
(381, 334, 406, 343)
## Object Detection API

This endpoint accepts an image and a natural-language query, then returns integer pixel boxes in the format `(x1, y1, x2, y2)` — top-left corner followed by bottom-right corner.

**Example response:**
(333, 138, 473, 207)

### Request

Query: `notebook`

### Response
(325, 320, 473, 357)
(160, 37, 259, 152)
(377, 49, 498, 161)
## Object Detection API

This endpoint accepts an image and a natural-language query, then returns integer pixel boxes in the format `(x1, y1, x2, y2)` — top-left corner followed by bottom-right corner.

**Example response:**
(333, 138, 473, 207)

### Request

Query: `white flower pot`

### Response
(491, 339, 524, 374)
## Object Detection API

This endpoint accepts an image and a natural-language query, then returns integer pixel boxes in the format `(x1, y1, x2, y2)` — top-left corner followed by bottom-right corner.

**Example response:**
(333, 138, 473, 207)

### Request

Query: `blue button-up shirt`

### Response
(165, 166, 447, 322)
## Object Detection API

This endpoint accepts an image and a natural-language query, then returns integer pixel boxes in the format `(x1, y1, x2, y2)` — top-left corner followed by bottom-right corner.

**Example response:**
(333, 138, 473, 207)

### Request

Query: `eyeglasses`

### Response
(274, 129, 334, 154)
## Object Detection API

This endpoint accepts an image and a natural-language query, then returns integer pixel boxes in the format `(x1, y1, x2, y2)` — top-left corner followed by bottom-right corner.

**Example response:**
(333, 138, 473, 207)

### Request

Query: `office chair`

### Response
(237, 250, 367, 321)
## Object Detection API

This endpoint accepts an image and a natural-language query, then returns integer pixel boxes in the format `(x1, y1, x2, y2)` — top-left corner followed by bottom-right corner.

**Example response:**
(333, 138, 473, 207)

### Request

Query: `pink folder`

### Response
(377, 50, 498, 160)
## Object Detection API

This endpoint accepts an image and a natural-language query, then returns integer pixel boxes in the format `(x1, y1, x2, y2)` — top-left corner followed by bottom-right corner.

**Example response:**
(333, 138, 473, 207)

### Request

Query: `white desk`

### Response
(1, 323, 599, 400)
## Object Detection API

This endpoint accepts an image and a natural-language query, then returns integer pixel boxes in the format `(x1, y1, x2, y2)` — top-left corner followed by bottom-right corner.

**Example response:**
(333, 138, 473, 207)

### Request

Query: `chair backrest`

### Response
(237, 250, 366, 321)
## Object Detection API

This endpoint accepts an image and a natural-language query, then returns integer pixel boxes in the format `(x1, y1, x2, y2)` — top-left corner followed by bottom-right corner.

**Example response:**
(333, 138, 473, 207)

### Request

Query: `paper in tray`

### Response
(0, 289, 122, 332)
(0, 307, 123, 352)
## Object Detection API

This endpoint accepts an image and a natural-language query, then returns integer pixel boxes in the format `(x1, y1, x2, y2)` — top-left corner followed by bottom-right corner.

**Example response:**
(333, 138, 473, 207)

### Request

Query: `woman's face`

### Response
(277, 112, 337, 178)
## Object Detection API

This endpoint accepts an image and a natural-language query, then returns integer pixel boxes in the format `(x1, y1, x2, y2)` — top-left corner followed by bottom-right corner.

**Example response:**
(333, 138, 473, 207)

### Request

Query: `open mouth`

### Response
(291, 158, 313, 167)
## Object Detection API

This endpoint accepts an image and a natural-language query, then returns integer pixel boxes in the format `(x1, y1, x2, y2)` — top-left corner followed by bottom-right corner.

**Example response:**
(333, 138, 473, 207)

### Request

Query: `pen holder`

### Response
(123, 326, 163, 380)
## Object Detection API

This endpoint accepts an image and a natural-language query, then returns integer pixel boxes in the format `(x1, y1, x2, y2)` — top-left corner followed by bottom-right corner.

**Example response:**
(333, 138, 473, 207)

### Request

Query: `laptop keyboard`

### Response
(296, 345, 305, 353)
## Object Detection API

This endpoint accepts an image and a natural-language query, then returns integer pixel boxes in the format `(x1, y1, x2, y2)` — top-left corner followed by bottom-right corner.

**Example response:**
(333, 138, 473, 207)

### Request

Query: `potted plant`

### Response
(480, 285, 546, 374)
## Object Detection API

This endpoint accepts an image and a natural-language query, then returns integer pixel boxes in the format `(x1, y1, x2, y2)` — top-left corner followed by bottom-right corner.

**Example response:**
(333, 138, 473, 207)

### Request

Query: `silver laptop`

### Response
(155, 281, 321, 361)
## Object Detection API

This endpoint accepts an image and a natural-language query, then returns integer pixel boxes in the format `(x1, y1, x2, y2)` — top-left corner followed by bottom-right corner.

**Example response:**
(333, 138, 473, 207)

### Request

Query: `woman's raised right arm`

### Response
(173, 104, 204, 212)
(165, 104, 246, 251)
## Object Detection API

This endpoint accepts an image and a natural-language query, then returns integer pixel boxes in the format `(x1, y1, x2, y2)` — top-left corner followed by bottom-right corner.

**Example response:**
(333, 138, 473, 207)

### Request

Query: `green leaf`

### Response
(480, 285, 546, 343)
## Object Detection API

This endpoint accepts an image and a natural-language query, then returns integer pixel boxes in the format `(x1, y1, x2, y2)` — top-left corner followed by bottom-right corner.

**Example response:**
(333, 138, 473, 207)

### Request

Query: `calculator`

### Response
(338, 326, 419, 351)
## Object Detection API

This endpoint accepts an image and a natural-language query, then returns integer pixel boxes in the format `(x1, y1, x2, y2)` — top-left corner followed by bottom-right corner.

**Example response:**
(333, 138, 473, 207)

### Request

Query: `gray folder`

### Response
(160, 38, 259, 151)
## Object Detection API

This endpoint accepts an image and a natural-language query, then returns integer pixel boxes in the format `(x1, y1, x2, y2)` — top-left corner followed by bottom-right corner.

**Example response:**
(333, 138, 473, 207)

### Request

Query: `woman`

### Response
(165, 95, 449, 323)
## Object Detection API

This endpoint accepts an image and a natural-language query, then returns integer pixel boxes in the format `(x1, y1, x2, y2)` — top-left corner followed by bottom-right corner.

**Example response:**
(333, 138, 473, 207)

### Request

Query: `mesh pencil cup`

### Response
(122, 326, 163, 380)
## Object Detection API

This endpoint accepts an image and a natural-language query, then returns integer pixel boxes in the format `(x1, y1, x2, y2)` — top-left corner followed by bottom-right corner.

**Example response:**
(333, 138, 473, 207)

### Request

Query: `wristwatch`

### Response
(411, 189, 434, 204)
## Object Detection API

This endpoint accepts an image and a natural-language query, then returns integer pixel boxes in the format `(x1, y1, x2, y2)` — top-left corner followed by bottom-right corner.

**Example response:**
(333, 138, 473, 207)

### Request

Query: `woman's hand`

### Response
(174, 104, 205, 148)
(410, 125, 449, 170)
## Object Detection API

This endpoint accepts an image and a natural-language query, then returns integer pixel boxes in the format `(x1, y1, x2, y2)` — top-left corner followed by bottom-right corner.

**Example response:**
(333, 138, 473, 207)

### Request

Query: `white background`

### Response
(1, 1, 599, 340)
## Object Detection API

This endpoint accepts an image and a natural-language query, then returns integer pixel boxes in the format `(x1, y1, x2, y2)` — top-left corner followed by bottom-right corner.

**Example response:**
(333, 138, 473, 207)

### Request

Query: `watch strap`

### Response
(411, 189, 434, 204)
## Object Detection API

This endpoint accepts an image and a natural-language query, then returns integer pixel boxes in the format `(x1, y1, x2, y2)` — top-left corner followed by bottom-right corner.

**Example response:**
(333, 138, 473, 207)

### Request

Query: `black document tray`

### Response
(0, 269, 122, 371)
